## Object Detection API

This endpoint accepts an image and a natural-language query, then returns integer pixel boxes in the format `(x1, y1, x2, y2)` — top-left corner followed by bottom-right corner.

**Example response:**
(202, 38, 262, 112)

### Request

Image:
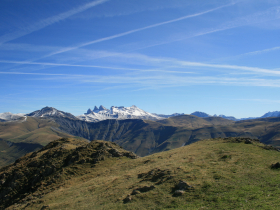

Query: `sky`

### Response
(1, 0, 280, 118)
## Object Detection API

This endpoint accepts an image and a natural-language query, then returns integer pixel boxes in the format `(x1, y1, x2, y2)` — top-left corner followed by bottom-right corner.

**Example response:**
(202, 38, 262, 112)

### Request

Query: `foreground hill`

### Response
(1, 137, 280, 209)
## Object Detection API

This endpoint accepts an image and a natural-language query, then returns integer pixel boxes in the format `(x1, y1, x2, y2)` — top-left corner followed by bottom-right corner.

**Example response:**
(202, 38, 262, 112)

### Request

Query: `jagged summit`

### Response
(86, 108, 92, 114)
(99, 105, 107, 111)
(77, 105, 163, 122)
(27, 106, 77, 119)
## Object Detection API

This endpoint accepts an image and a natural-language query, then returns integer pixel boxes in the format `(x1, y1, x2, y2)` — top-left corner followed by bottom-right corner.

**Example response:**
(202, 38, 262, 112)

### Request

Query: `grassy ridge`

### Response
(2, 137, 280, 209)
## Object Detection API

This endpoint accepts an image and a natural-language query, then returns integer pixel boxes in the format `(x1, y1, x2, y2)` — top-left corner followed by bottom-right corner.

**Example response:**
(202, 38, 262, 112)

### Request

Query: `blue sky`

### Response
(1, 0, 280, 118)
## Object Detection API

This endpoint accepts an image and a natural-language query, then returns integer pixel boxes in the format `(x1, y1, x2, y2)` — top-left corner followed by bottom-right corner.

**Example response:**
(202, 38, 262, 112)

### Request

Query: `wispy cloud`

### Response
(236, 46, 280, 57)
(125, 6, 280, 52)
(0, 0, 109, 45)
(27, 74, 280, 88)
(0, 71, 67, 76)
(43, 2, 236, 58)
(178, 61, 280, 75)
(0, 60, 194, 74)
(2, 70, 280, 89)
(2, 54, 280, 76)
(42, 5, 280, 64)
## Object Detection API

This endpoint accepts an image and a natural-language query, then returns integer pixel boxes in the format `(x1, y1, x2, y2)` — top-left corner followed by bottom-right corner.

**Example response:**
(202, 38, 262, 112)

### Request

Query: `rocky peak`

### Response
(86, 108, 92, 114)
(99, 105, 107, 111)
(27, 106, 77, 119)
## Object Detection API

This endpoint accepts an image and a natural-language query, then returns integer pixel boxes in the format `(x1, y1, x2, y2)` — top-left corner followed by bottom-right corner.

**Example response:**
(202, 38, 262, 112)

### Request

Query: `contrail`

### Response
(0, 0, 109, 45)
(44, 2, 237, 58)
(0, 60, 194, 74)
(2, 57, 280, 76)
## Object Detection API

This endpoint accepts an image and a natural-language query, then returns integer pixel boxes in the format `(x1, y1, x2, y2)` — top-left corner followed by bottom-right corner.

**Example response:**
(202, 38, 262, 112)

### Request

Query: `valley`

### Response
(1, 108, 280, 168)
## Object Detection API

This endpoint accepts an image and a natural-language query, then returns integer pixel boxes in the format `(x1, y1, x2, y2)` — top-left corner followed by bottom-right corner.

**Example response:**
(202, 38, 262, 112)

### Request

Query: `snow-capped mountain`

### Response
(261, 111, 280, 118)
(27, 106, 77, 119)
(77, 105, 164, 122)
(0, 112, 25, 121)
(214, 115, 238, 121)
(190, 111, 211, 118)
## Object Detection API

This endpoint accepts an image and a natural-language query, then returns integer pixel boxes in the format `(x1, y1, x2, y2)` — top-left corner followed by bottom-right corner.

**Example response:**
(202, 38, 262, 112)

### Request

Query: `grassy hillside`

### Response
(0, 117, 86, 167)
(1, 137, 280, 209)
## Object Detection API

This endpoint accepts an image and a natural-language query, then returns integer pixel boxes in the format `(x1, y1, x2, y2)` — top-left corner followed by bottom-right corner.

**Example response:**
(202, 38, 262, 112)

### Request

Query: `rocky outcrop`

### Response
(0, 138, 138, 209)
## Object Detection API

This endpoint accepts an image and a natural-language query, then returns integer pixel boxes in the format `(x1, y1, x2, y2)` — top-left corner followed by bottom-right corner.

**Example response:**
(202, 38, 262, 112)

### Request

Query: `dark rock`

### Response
(41, 205, 50, 210)
(109, 148, 122, 157)
(131, 190, 141, 195)
(123, 195, 132, 203)
(135, 185, 155, 193)
(86, 109, 92, 114)
(245, 139, 252, 144)
(271, 162, 280, 169)
(175, 181, 192, 191)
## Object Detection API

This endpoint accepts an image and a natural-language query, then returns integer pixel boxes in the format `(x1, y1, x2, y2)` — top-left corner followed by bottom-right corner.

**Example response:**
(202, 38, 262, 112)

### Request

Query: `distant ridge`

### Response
(1, 106, 280, 123)
(261, 111, 280, 118)
(27, 106, 77, 120)
(190, 111, 210, 118)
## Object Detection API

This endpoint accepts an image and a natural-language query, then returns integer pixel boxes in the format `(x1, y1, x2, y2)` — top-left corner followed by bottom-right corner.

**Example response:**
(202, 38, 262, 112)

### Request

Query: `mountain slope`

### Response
(261, 111, 280, 118)
(1, 137, 280, 209)
(0, 117, 85, 167)
(53, 115, 280, 156)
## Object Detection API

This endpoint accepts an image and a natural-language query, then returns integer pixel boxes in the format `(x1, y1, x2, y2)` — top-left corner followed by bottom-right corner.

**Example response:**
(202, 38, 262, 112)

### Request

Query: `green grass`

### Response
(3, 137, 279, 210)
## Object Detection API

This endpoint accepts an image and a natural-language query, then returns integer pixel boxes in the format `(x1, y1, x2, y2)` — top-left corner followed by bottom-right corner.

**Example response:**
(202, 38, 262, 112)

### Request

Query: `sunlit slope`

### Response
(0, 117, 83, 167)
(1, 137, 280, 210)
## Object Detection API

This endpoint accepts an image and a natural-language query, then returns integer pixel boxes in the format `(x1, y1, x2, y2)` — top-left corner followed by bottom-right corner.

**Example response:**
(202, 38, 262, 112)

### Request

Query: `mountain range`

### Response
(77, 105, 163, 122)
(1, 105, 279, 123)
(1, 106, 280, 168)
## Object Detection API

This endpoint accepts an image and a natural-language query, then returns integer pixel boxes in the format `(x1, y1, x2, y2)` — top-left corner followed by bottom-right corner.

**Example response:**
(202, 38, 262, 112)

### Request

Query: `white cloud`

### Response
(0, 0, 109, 45)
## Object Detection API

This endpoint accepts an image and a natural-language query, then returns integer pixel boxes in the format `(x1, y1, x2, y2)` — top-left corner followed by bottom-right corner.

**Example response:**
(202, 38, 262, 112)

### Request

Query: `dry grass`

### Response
(4, 137, 280, 210)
